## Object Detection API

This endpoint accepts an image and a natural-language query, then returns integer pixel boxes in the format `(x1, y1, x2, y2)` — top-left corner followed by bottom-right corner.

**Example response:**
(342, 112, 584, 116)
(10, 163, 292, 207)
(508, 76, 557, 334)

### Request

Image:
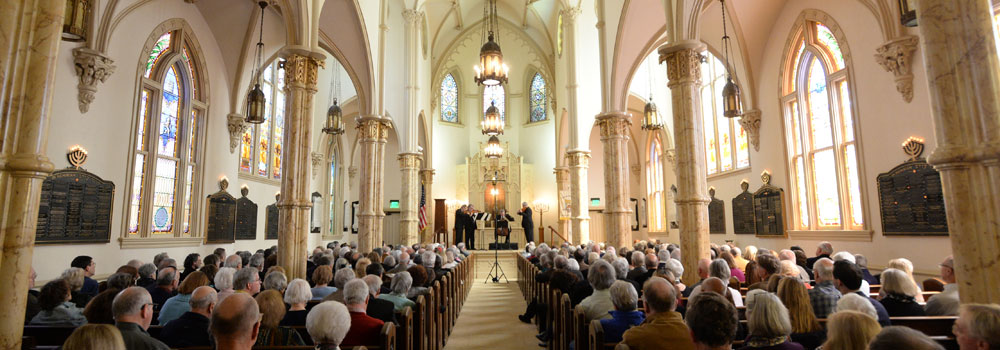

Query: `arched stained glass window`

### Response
(701, 51, 750, 175)
(328, 153, 337, 235)
(128, 27, 205, 240)
(239, 60, 286, 180)
(781, 18, 864, 231)
(646, 136, 666, 231)
(529, 73, 547, 122)
(483, 85, 505, 123)
(440, 73, 459, 123)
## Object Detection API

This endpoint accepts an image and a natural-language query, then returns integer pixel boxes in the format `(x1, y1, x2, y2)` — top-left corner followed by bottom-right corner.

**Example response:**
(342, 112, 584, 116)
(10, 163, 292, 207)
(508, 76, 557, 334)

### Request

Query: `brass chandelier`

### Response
(485, 135, 503, 159)
(473, 0, 509, 86)
(481, 101, 503, 135)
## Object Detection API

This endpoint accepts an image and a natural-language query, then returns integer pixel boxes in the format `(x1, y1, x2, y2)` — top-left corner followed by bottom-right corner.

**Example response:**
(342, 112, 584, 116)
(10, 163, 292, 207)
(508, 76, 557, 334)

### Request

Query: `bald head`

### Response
(211, 293, 260, 346)
(190, 286, 218, 313)
(778, 249, 796, 262)
(701, 277, 727, 296)
(697, 258, 712, 279)
(642, 277, 678, 314)
(113, 287, 154, 329)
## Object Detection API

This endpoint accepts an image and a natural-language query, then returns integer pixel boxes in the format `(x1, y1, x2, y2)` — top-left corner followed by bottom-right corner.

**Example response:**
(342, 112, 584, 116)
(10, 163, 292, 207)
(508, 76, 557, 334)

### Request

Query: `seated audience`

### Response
(836, 293, 879, 321)
(215, 267, 237, 302)
(683, 259, 711, 297)
(262, 270, 288, 293)
(885, 258, 924, 302)
(341, 279, 386, 347)
(31, 279, 87, 326)
(953, 303, 1000, 350)
(806, 241, 833, 268)
(749, 254, 781, 291)
(832, 260, 890, 326)
(720, 251, 746, 282)
(254, 290, 305, 346)
(621, 277, 695, 350)
(598, 280, 645, 343)
(579, 260, 616, 321)
(159, 286, 216, 348)
(362, 274, 396, 324)
(688, 259, 744, 306)
(307, 301, 352, 350)
(202, 254, 220, 270)
(281, 279, 312, 326)
(211, 293, 261, 350)
(84, 278, 128, 325)
(113, 287, 169, 350)
(830, 252, 871, 295)
(61, 267, 91, 308)
(856, 255, 879, 286)
(819, 310, 881, 350)
(180, 253, 202, 282)
(62, 323, 125, 350)
(158, 270, 209, 325)
(146, 267, 178, 311)
(877, 268, 925, 317)
(739, 292, 804, 350)
(685, 293, 739, 350)
(311, 265, 336, 300)
(406, 265, 431, 299)
(224, 254, 243, 269)
(199, 263, 218, 283)
(777, 278, 825, 350)
(324, 267, 357, 303)
(136, 263, 156, 288)
(71, 255, 100, 297)
(379, 271, 417, 311)
(780, 250, 810, 282)
(612, 257, 642, 292)
(867, 326, 944, 350)
(808, 258, 840, 319)
(233, 267, 262, 295)
(926, 255, 960, 316)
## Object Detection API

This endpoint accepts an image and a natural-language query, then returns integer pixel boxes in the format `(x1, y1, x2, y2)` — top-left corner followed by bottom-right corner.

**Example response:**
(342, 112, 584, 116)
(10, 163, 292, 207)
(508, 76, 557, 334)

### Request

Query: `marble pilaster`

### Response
(357, 117, 392, 252)
(554, 166, 571, 243)
(567, 150, 590, 245)
(419, 169, 435, 243)
(277, 51, 324, 280)
(659, 41, 711, 285)
(0, 0, 62, 348)
(398, 153, 422, 245)
(916, 0, 1000, 303)
(596, 112, 632, 249)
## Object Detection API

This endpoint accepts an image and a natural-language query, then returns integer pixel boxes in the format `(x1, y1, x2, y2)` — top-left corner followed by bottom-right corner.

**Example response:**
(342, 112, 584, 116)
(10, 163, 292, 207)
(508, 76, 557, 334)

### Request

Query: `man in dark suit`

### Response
(464, 205, 479, 249)
(160, 286, 215, 347)
(454, 205, 467, 248)
(517, 202, 535, 244)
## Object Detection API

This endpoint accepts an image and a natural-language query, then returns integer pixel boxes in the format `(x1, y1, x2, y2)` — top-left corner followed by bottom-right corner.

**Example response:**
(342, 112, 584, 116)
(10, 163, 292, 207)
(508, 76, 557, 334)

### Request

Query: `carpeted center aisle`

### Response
(443, 251, 540, 350)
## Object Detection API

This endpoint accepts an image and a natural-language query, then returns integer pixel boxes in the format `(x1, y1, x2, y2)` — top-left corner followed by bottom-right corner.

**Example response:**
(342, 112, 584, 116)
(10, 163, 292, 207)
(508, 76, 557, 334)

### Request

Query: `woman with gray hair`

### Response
(263, 271, 288, 293)
(214, 267, 237, 303)
(740, 292, 805, 350)
(61, 268, 90, 308)
(579, 260, 617, 321)
(876, 268, 925, 317)
(281, 279, 312, 326)
(598, 281, 645, 343)
(378, 271, 417, 311)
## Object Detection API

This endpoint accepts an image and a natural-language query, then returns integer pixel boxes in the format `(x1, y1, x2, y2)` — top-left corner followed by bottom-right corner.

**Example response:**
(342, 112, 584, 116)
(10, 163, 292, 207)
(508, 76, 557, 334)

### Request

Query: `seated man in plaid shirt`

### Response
(808, 258, 840, 319)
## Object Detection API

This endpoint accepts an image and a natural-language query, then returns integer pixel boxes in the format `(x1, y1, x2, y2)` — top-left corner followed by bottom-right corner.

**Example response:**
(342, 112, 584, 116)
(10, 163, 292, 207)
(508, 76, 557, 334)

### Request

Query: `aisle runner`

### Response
(443, 252, 539, 349)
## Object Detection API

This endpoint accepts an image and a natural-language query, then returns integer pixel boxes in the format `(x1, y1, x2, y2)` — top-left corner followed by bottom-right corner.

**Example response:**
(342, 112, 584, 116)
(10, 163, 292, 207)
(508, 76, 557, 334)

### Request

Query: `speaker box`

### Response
(488, 242, 518, 250)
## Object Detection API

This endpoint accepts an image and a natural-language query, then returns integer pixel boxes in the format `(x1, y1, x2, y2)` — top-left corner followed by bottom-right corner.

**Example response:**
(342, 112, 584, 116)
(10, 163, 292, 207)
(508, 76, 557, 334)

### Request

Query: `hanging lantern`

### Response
(245, 1, 268, 124)
(641, 97, 662, 130)
(481, 101, 504, 135)
(62, 0, 91, 42)
(473, 0, 509, 86)
(485, 136, 503, 159)
(898, 0, 916, 27)
(722, 75, 742, 118)
(323, 99, 345, 135)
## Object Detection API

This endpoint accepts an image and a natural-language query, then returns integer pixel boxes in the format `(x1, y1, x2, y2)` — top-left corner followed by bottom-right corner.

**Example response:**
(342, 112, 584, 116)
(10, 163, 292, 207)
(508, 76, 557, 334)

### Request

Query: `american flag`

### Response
(418, 183, 428, 233)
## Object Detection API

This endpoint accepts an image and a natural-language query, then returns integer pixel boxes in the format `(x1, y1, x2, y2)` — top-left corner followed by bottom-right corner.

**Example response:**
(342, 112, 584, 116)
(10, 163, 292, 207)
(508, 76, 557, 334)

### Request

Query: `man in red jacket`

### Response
(340, 279, 385, 347)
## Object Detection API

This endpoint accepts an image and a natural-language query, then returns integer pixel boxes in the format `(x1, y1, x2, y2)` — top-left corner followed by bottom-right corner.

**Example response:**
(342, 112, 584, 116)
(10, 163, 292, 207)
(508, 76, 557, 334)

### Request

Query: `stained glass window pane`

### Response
(440, 74, 458, 122)
(138, 90, 150, 150)
(257, 82, 272, 176)
(558, 14, 564, 56)
(273, 87, 285, 179)
(152, 158, 177, 234)
(812, 149, 841, 227)
(815, 23, 845, 70)
(484, 85, 505, 123)
(794, 157, 810, 228)
(838, 81, 855, 142)
(530, 73, 547, 122)
(240, 128, 254, 173)
(844, 144, 864, 227)
(329, 157, 337, 234)
(716, 77, 733, 172)
(188, 110, 197, 162)
(128, 154, 146, 235)
(789, 100, 803, 156)
(158, 67, 181, 157)
(183, 165, 193, 235)
(145, 32, 172, 78)
(790, 40, 805, 92)
(182, 44, 197, 99)
(807, 58, 833, 149)
(735, 121, 750, 168)
(701, 85, 717, 174)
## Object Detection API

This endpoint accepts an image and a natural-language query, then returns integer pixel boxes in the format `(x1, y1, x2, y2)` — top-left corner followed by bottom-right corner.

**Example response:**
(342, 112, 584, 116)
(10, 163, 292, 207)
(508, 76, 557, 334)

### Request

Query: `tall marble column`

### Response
(278, 51, 324, 280)
(357, 117, 392, 252)
(398, 152, 421, 245)
(554, 166, 571, 243)
(596, 112, 632, 248)
(916, 0, 1000, 303)
(567, 150, 590, 244)
(419, 168, 435, 243)
(659, 41, 710, 285)
(0, 0, 63, 348)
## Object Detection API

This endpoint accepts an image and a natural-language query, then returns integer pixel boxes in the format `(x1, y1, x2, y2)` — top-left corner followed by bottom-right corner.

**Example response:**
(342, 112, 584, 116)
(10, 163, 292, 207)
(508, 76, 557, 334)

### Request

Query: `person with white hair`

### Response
(779, 249, 811, 282)
(378, 271, 416, 311)
(579, 260, 617, 321)
(687, 259, 744, 307)
(806, 241, 834, 268)
(878, 268, 925, 317)
(361, 275, 396, 324)
(664, 259, 686, 292)
(306, 301, 351, 349)
(341, 279, 385, 347)
(926, 256, 960, 316)
(953, 304, 1000, 350)
(224, 255, 243, 269)
(731, 247, 748, 271)
(741, 292, 804, 349)
(683, 258, 712, 298)
(214, 267, 237, 303)
(620, 277, 694, 349)
(322, 268, 356, 303)
(836, 293, 879, 320)
(281, 279, 312, 326)
(516, 201, 535, 243)
(808, 258, 840, 319)
(599, 281, 645, 343)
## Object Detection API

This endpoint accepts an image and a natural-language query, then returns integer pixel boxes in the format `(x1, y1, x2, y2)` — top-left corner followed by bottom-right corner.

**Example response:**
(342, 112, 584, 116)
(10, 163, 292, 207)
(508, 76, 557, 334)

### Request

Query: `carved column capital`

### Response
(398, 153, 422, 169)
(226, 113, 248, 153)
(595, 112, 632, 139)
(73, 47, 116, 113)
(282, 53, 324, 88)
(311, 152, 325, 179)
(659, 42, 706, 87)
(561, 7, 582, 22)
(739, 109, 762, 151)
(419, 168, 435, 184)
(875, 35, 919, 102)
(357, 117, 392, 141)
(402, 9, 423, 24)
(566, 150, 591, 168)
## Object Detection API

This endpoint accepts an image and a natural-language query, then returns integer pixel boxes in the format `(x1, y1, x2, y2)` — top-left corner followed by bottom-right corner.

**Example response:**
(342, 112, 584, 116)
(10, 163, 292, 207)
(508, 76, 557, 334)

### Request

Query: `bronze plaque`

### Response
(235, 195, 258, 240)
(877, 159, 948, 235)
(265, 202, 279, 240)
(205, 190, 236, 243)
(36, 169, 115, 244)
(709, 190, 726, 234)
(732, 186, 756, 234)
(753, 184, 785, 236)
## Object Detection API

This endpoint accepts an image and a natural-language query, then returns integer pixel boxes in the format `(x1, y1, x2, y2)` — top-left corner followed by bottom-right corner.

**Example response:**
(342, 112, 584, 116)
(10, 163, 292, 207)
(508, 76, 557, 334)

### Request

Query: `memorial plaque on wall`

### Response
(235, 187, 258, 240)
(205, 179, 236, 243)
(877, 138, 948, 235)
(36, 168, 115, 244)
(753, 172, 786, 237)
(732, 181, 756, 234)
(708, 188, 726, 234)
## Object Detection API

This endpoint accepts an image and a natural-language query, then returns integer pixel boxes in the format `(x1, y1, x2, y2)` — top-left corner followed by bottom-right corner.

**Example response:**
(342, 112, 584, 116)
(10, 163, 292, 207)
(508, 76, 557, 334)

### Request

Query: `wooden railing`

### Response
(548, 226, 569, 246)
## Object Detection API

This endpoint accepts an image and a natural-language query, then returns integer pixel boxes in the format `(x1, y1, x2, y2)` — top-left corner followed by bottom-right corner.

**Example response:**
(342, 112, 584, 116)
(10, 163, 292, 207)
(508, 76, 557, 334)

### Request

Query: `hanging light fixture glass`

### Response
(323, 63, 345, 135)
(485, 135, 503, 159)
(245, 1, 268, 124)
(473, 0, 509, 86)
(641, 59, 663, 130)
(481, 101, 504, 135)
(898, 0, 917, 27)
(62, 0, 91, 42)
(719, 0, 743, 118)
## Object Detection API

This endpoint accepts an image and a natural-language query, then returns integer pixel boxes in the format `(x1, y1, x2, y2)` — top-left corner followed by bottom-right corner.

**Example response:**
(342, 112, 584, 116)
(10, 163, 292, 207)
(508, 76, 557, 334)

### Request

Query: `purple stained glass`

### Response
(530, 73, 546, 122)
(158, 67, 181, 157)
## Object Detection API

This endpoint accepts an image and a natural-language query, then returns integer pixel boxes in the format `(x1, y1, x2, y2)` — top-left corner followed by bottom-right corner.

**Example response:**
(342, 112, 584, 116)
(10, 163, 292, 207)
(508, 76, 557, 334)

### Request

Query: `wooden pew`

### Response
(560, 293, 573, 350)
(588, 319, 617, 350)
(575, 306, 589, 350)
(396, 306, 413, 350)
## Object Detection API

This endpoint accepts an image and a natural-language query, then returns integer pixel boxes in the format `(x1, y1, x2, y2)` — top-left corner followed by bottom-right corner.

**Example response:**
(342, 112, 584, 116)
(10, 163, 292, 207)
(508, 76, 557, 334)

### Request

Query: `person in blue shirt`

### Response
(71, 256, 99, 297)
(599, 281, 646, 343)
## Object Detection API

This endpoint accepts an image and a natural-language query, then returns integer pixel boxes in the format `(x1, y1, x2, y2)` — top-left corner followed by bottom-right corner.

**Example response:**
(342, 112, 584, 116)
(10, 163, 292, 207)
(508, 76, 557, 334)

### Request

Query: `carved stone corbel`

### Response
(348, 166, 358, 180)
(227, 113, 248, 153)
(874, 35, 919, 103)
(663, 149, 677, 172)
(73, 47, 116, 113)
(311, 152, 325, 179)
(739, 109, 762, 152)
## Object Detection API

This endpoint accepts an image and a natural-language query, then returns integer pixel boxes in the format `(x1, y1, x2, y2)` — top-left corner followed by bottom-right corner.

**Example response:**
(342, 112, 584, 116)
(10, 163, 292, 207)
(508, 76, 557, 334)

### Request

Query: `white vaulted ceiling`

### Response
(423, 0, 560, 60)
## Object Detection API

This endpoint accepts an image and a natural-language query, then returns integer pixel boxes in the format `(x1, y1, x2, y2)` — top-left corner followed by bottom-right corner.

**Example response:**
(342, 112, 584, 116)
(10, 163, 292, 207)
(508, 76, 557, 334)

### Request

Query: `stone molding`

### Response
(311, 152, 324, 179)
(663, 149, 677, 171)
(660, 47, 703, 86)
(419, 169, 435, 184)
(567, 150, 590, 167)
(283, 54, 324, 87)
(226, 113, 248, 153)
(561, 7, 582, 22)
(357, 118, 392, 141)
(874, 35, 919, 102)
(398, 153, 422, 169)
(403, 9, 423, 24)
(73, 47, 116, 113)
(739, 109, 762, 151)
(595, 112, 632, 139)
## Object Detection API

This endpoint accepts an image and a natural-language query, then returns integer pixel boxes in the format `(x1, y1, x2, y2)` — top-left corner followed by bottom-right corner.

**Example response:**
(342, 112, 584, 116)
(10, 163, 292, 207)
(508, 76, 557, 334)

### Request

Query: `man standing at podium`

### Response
(454, 205, 467, 248)
(517, 202, 534, 244)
